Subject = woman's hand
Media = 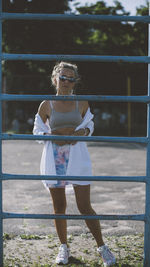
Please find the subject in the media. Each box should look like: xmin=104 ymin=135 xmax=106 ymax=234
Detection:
xmin=51 ymin=127 xmax=76 ymax=146
xmin=51 ymin=127 xmax=89 ymax=146
xmin=71 ymin=128 xmax=86 ymax=145
xmin=47 ymin=127 xmax=89 ymax=146
xmin=73 ymin=129 xmax=85 ymax=136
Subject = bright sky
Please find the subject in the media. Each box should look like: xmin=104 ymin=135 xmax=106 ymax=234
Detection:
xmin=70 ymin=0 xmax=148 ymax=15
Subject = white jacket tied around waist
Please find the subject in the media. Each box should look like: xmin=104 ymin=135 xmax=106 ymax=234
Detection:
xmin=33 ymin=108 xmax=94 ymax=187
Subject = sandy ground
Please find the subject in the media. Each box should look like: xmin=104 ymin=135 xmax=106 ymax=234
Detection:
xmin=2 ymin=141 xmax=146 ymax=236
xmin=2 ymin=140 xmax=146 ymax=265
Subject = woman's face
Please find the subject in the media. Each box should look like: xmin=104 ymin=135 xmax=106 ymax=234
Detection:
xmin=55 ymin=68 xmax=76 ymax=95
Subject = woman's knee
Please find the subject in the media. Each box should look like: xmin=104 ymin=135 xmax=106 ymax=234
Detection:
xmin=50 ymin=188 xmax=67 ymax=214
xmin=77 ymin=203 xmax=94 ymax=214
xmin=74 ymin=185 xmax=93 ymax=214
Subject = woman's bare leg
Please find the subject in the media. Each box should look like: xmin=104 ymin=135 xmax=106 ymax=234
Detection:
xmin=49 ymin=187 xmax=67 ymax=244
xmin=74 ymin=185 xmax=104 ymax=247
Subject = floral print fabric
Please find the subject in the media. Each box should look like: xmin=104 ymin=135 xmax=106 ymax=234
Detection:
xmin=50 ymin=143 xmax=70 ymax=188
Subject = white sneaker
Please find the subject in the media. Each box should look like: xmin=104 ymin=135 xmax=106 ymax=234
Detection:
xmin=97 ymin=244 xmax=116 ymax=267
xmin=55 ymin=244 xmax=70 ymax=265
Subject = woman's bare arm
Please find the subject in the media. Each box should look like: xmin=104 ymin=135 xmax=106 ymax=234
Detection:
xmin=38 ymin=100 xmax=50 ymax=123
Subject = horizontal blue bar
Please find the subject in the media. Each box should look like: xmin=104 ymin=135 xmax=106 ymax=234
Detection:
xmin=2 ymin=212 xmax=145 ymax=221
xmin=1 ymin=173 xmax=147 ymax=182
xmin=2 ymin=53 xmax=150 ymax=63
xmin=1 ymin=134 xmax=148 ymax=143
xmin=1 ymin=94 xmax=149 ymax=103
xmin=1 ymin=13 xmax=150 ymax=23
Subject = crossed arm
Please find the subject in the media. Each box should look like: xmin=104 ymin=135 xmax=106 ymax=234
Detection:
xmin=38 ymin=100 xmax=90 ymax=146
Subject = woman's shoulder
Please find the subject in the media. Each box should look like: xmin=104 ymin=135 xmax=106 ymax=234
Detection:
xmin=38 ymin=100 xmax=51 ymax=121
xmin=79 ymin=100 xmax=88 ymax=108
xmin=38 ymin=100 xmax=50 ymax=112
xmin=79 ymin=101 xmax=89 ymax=117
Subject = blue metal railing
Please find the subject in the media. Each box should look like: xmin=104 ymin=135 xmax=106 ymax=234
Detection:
xmin=2 ymin=53 xmax=150 ymax=62
xmin=1 ymin=94 xmax=150 ymax=102
xmin=0 ymin=1 xmax=2 ymax=266
xmin=0 ymin=4 xmax=150 ymax=266
xmin=1 ymin=12 xmax=150 ymax=23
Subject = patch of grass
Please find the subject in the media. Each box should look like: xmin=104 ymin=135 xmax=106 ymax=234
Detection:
xmin=67 ymin=234 xmax=74 ymax=243
xmin=3 ymin=233 xmax=15 ymax=240
xmin=20 ymin=234 xmax=43 ymax=240
xmin=3 ymin=234 xmax=144 ymax=267
xmin=24 ymin=206 xmax=29 ymax=211
xmin=48 ymin=243 xmax=57 ymax=249
xmin=47 ymin=234 xmax=54 ymax=240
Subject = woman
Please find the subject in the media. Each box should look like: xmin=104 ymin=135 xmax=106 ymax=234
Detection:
xmin=33 ymin=62 xmax=116 ymax=266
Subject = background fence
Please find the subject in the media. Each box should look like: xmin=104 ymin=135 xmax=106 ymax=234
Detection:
xmin=0 ymin=1 xmax=150 ymax=266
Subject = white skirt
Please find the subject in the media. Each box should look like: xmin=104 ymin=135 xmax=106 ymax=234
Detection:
xmin=41 ymin=142 xmax=91 ymax=190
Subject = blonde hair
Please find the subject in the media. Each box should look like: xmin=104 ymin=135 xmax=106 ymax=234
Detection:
xmin=51 ymin=61 xmax=79 ymax=87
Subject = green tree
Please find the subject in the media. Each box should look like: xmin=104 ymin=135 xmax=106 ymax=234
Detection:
xmin=73 ymin=1 xmax=148 ymax=136
xmin=73 ymin=1 xmax=148 ymax=95
xmin=2 ymin=0 xmax=77 ymax=131
xmin=2 ymin=0 xmax=74 ymax=76
xmin=2 ymin=0 xmax=149 ymax=135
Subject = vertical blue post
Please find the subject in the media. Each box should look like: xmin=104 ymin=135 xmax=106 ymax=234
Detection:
xmin=144 ymin=2 xmax=150 ymax=266
xmin=0 ymin=0 xmax=3 ymax=266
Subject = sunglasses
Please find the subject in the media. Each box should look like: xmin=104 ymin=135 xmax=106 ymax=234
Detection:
xmin=59 ymin=75 xmax=76 ymax=83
